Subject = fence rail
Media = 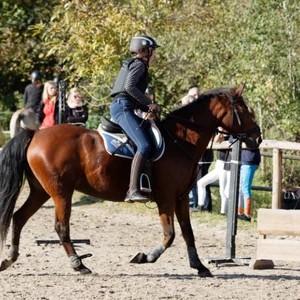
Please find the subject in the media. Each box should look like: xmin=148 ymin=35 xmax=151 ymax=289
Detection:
xmin=211 ymin=140 xmax=300 ymax=209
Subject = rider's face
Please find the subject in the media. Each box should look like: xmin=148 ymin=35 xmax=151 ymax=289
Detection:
xmin=148 ymin=48 xmax=155 ymax=65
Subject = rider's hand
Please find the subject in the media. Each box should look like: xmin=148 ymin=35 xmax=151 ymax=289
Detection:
xmin=148 ymin=103 xmax=158 ymax=112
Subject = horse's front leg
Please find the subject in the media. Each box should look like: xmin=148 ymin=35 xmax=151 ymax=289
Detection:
xmin=130 ymin=199 xmax=175 ymax=264
xmin=54 ymin=196 xmax=92 ymax=274
xmin=175 ymin=195 xmax=213 ymax=277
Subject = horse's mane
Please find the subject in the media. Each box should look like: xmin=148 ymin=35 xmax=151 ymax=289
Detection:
xmin=163 ymin=86 xmax=235 ymax=121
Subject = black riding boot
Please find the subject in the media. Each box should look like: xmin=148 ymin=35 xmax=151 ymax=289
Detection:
xmin=125 ymin=152 xmax=150 ymax=203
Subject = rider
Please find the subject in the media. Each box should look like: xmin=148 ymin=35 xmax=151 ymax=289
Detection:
xmin=110 ymin=35 xmax=160 ymax=202
xmin=24 ymin=70 xmax=43 ymax=114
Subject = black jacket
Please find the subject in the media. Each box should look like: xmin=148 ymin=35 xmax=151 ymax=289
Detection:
xmin=24 ymin=83 xmax=43 ymax=112
xmin=65 ymin=104 xmax=89 ymax=125
xmin=110 ymin=58 xmax=151 ymax=112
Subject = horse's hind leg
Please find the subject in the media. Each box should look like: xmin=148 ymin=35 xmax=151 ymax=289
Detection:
xmin=0 ymin=186 xmax=50 ymax=271
xmin=52 ymin=193 xmax=92 ymax=274
xmin=175 ymin=195 xmax=213 ymax=277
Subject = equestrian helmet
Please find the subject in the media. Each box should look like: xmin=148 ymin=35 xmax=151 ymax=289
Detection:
xmin=130 ymin=35 xmax=160 ymax=54
xmin=53 ymin=76 xmax=62 ymax=84
xmin=31 ymin=70 xmax=42 ymax=81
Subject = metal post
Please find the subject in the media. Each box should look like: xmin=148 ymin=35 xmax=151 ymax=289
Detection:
xmin=225 ymin=139 xmax=241 ymax=258
xmin=58 ymin=80 xmax=66 ymax=124
xmin=205 ymin=138 xmax=250 ymax=266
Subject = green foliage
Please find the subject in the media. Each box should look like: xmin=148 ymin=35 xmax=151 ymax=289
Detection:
xmin=0 ymin=0 xmax=299 ymax=185
xmin=0 ymin=127 xmax=5 ymax=147
xmin=0 ymin=0 xmax=59 ymax=110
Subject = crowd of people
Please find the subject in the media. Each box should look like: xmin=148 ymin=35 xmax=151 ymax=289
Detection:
xmin=24 ymin=71 xmax=89 ymax=129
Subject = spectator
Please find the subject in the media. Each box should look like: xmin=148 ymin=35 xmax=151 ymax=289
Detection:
xmin=37 ymin=81 xmax=59 ymax=129
xmin=237 ymin=108 xmax=261 ymax=222
xmin=65 ymin=87 xmax=89 ymax=126
xmin=181 ymin=94 xmax=195 ymax=106
xmin=196 ymin=148 xmax=214 ymax=212
xmin=197 ymin=130 xmax=231 ymax=215
xmin=53 ymin=76 xmax=63 ymax=90
xmin=188 ymin=87 xmax=201 ymax=100
xmin=24 ymin=70 xmax=43 ymax=117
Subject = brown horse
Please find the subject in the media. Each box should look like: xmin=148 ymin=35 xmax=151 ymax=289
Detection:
xmin=0 ymin=84 xmax=261 ymax=277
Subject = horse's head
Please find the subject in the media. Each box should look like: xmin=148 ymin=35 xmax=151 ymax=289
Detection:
xmin=216 ymin=83 xmax=262 ymax=149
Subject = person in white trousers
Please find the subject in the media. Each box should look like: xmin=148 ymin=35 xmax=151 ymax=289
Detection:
xmin=197 ymin=130 xmax=231 ymax=215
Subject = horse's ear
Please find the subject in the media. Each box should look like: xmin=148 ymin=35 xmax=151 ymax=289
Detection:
xmin=236 ymin=82 xmax=246 ymax=97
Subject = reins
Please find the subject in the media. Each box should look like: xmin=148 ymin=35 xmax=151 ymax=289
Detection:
xmin=157 ymin=106 xmax=218 ymax=201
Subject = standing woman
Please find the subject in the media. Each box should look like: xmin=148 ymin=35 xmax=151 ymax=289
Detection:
xmin=65 ymin=87 xmax=89 ymax=126
xmin=37 ymin=81 xmax=59 ymax=129
xmin=110 ymin=35 xmax=160 ymax=202
xmin=237 ymin=108 xmax=261 ymax=222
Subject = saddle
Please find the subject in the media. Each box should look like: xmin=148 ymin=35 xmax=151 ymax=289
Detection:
xmin=98 ymin=116 xmax=165 ymax=161
xmin=97 ymin=116 xmax=165 ymax=193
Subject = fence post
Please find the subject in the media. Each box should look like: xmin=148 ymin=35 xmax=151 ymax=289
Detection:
xmin=225 ymin=139 xmax=241 ymax=259
xmin=272 ymin=148 xmax=282 ymax=209
xmin=204 ymin=139 xmax=251 ymax=266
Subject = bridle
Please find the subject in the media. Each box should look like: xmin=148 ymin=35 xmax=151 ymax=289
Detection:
xmin=216 ymin=93 xmax=261 ymax=139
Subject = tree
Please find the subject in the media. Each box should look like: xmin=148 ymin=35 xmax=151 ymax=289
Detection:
xmin=1 ymin=0 xmax=299 ymax=143
xmin=0 ymin=0 xmax=59 ymax=111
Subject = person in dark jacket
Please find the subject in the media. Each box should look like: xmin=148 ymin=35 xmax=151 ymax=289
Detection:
xmin=24 ymin=70 xmax=43 ymax=115
xmin=65 ymin=87 xmax=88 ymax=126
xmin=110 ymin=35 xmax=160 ymax=202
xmin=237 ymin=108 xmax=261 ymax=222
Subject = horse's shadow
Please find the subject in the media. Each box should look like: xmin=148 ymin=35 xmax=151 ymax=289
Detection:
xmin=41 ymin=195 xmax=103 ymax=209
xmin=110 ymin=270 xmax=300 ymax=281
xmin=20 ymin=267 xmax=300 ymax=280
xmin=72 ymin=195 xmax=103 ymax=207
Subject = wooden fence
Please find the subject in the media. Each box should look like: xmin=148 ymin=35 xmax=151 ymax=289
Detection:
xmin=211 ymin=140 xmax=300 ymax=209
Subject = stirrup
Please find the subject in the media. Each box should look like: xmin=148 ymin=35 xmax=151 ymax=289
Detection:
xmin=125 ymin=191 xmax=150 ymax=203
xmin=140 ymin=173 xmax=152 ymax=193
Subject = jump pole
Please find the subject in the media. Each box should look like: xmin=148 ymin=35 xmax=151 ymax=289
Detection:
xmin=205 ymin=138 xmax=250 ymax=266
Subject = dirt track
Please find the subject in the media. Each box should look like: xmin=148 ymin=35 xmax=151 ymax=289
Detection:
xmin=1 ymin=192 xmax=300 ymax=300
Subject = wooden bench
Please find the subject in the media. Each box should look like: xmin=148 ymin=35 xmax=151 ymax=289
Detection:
xmin=250 ymin=208 xmax=300 ymax=269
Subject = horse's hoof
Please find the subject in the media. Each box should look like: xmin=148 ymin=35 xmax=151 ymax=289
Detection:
xmin=0 ymin=259 xmax=13 ymax=271
xmin=198 ymin=270 xmax=213 ymax=278
xmin=80 ymin=267 xmax=92 ymax=275
xmin=74 ymin=264 xmax=92 ymax=275
xmin=130 ymin=252 xmax=148 ymax=264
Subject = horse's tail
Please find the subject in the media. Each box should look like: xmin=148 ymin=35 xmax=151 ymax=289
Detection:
xmin=0 ymin=129 xmax=35 ymax=248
